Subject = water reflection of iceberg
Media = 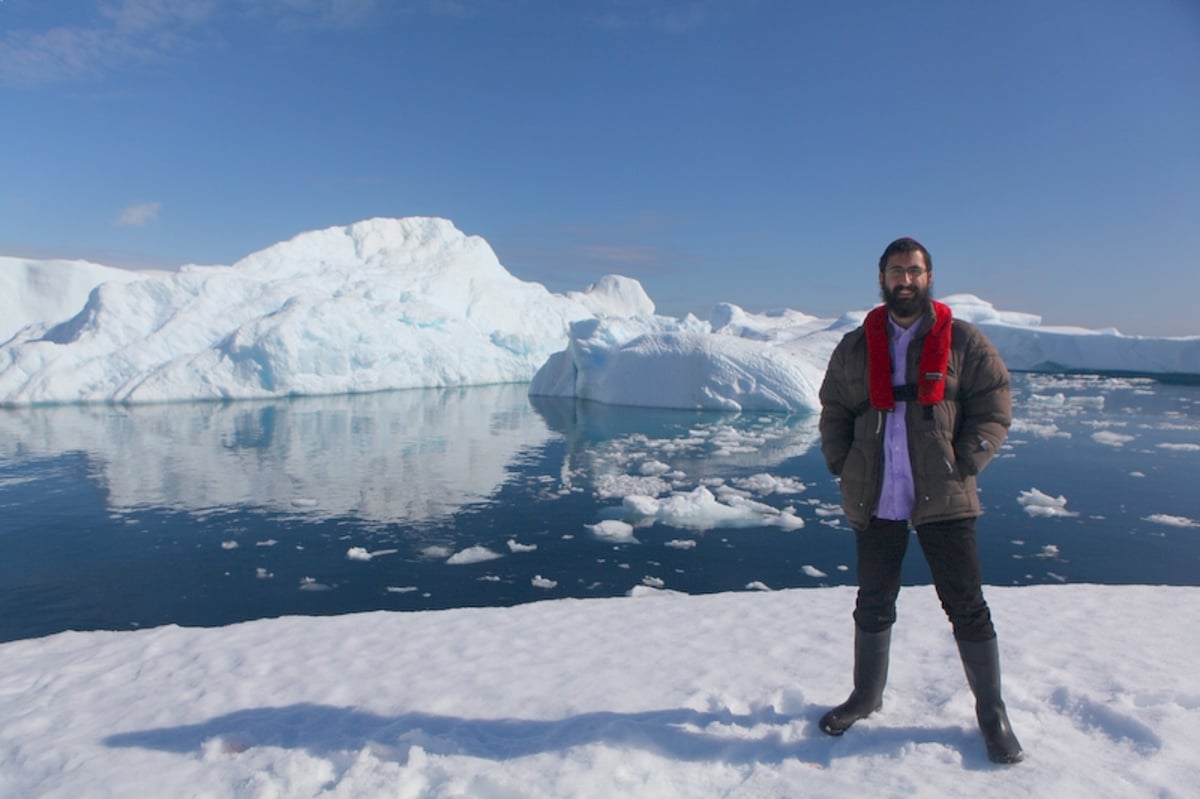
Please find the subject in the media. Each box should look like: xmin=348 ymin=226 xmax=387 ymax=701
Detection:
xmin=0 ymin=384 xmax=553 ymax=525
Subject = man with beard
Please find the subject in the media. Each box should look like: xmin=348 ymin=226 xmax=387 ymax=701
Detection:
xmin=816 ymin=237 xmax=1025 ymax=764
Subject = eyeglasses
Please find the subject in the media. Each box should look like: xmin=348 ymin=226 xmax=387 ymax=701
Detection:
xmin=884 ymin=266 xmax=928 ymax=280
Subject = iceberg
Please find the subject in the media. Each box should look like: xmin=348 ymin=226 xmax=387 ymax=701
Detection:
xmin=1 ymin=216 xmax=1197 ymax=410
xmin=0 ymin=218 xmax=650 ymax=405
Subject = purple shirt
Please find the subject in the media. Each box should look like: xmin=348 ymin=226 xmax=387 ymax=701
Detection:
xmin=875 ymin=316 xmax=918 ymax=521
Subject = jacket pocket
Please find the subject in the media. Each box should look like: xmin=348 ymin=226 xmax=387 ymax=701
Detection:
xmin=839 ymin=444 xmax=875 ymax=512
xmin=916 ymin=433 xmax=966 ymax=486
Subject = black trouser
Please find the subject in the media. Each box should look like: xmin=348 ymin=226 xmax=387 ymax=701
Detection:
xmin=852 ymin=516 xmax=996 ymax=642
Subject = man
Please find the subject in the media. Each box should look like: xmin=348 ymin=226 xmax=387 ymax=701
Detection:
xmin=816 ymin=237 xmax=1024 ymax=764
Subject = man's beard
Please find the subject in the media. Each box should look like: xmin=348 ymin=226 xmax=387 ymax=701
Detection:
xmin=881 ymin=281 xmax=933 ymax=319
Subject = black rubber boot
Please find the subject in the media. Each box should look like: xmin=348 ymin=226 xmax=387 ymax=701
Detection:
xmin=957 ymin=637 xmax=1025 ymax=764
xmin=819 ymin=627 xmax=891 ymax=736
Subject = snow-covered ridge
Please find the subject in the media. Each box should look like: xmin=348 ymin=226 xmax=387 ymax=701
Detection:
xmin=1 ymin=217 xmax=1197 ymax=409
xmin=0 ymin=256 xmax=155 ymax=344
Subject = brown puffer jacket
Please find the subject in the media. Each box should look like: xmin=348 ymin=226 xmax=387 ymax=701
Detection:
xmin=818 ymin=311 xmax=1011 ymax=531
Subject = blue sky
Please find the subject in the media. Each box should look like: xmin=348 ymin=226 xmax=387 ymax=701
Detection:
xmin=2 ymin=0 xmax=1198 ymax=335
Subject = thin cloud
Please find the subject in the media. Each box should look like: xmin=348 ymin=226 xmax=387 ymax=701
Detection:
xmin=99 ymin=0 xmax=219 ymax=33
xmin=0 ymin=1 xmax=218 ymax=87
xmin=0 ymin=0 xmax=488 ymax=86
xmin=115 ymin=202 xmax=161 ymax=227
xmin=1 ymin=25 xmax=111 ymax=86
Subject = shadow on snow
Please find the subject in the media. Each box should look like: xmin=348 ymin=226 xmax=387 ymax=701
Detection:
xmin=103 ymin=701 xmax=999 ymax=769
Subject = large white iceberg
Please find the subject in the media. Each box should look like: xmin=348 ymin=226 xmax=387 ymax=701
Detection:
xmin=528 ymin=310 xmax=835 ymax=412
xmin=0 ymin=218 xmax=651 ymax=405
xmin=1 ymin=216 xmax=1197 ymax=410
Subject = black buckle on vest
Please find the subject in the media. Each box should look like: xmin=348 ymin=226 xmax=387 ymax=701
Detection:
xmin=892 ymin=383 xmax=918 ymax=402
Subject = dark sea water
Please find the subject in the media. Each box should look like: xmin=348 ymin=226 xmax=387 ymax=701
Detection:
xmin=1 ymin=373 xmax=1197 ymax=643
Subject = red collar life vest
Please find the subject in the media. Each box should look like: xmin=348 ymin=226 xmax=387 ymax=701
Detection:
xmin=865 ymin=300 xmax=952 ymax=411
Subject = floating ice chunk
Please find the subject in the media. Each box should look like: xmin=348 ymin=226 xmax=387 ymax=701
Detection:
xmin=1144 ymin=514 xmax=1200 ymax=528
xmin=532 ymin=575 xmax=557 ymax=589
xmin=1018 ymin=488 xmax=1080 ymax=518
xmin=773 ymin=509 xmax=806 ymax=530
xmin=507 ymin=539 xmax=538 ymax=553
xmin=731 ymin=473 xmax=807 ymax=495
xmin=587 ymin=520 xmax=638 ymax=542
xmin=1036 ymin=544 xmax=1061 ymax=559
xmin=621 ymin=485 xmax=799 ymax=531
xmin=446 ymin=546 xmax=503 ymax=565
xmin=595 ymin=474 xmax=673 ymax=499
xmin=346 ymin=547 xmax=398 ymax=561
xmin=1092 ymin=430 xmax=1135 ymax=447
xmin=1010 ymin=419 xmax=1071 ymax=439
xmin=1029 ymin=393 xmax=1105 ymax=409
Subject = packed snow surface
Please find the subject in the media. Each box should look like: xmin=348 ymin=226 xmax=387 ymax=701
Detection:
xmin=2 ymin=216 xmax=1197 ymax=409
xmin=1 ymin=585 xmax=1196 ymax=798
